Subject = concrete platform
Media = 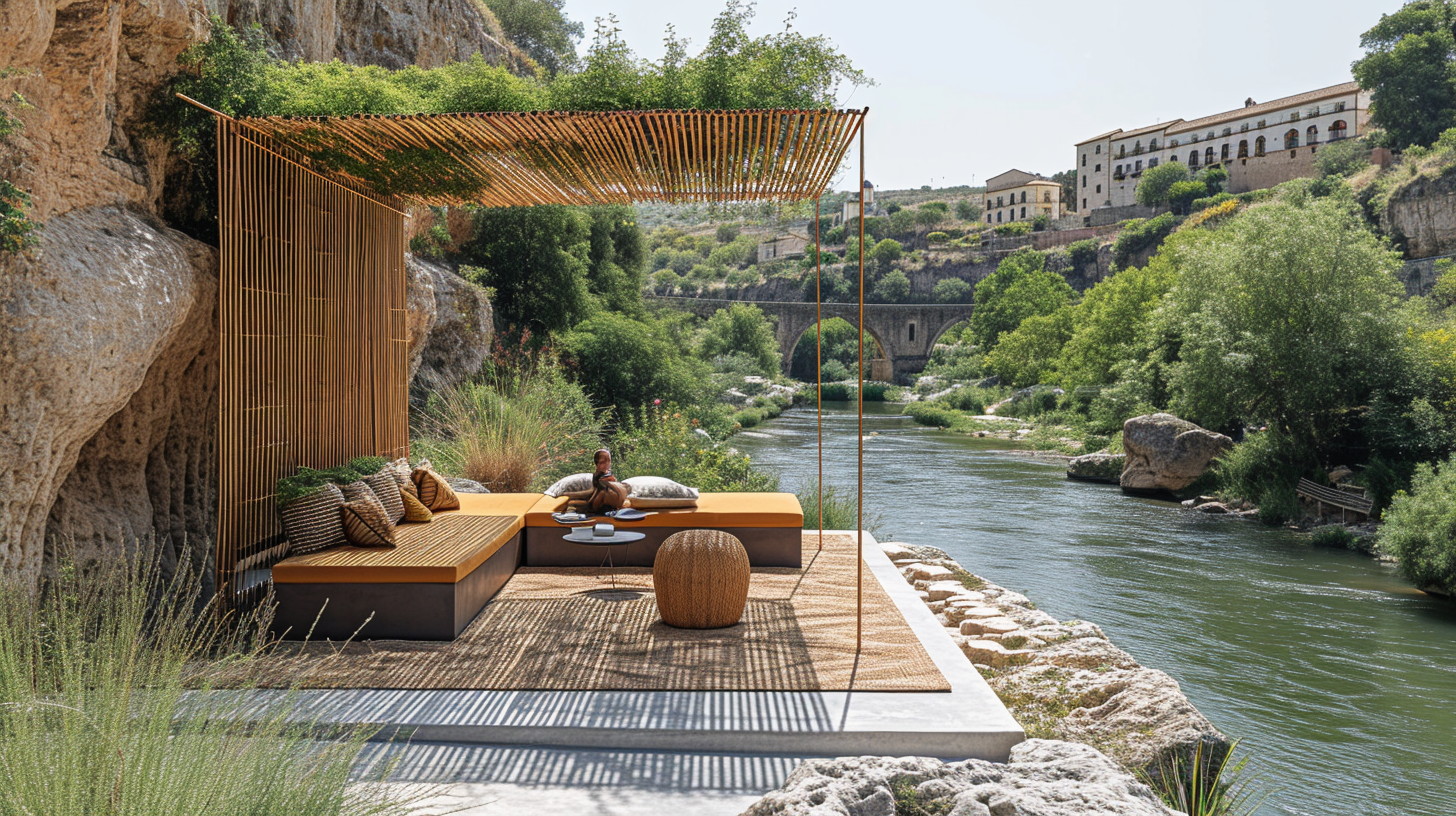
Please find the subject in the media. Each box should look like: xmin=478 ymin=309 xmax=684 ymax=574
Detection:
xmin=356 ymin=743 xmax=810 ymax=816
xmin=269 ymin=531 xmax=1023 ymax=761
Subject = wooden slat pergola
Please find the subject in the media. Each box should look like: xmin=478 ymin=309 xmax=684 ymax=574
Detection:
xmin=198 ymin=99 xmax=872 ymax=647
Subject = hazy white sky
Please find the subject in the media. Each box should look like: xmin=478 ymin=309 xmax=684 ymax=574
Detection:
xmin=565 ymin=0 xmax=1406 ymax=191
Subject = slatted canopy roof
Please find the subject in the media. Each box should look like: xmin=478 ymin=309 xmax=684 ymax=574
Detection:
xmin=232 ymin=108 xmax=868 ymax=207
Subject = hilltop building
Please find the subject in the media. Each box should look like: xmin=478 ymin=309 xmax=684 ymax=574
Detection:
xmin=757 ymin=230 xmax=810 ymax=263
xmin=843 ymin=179 xmax=882 ymax=222
xmin=1075 ymin=82 xmax=1370 ymax=211
xmin=983 ymin=170 xmax=1063 ymax=225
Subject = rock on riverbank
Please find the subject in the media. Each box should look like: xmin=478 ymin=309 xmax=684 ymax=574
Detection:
xmin=891 ymin=541 xmax=1228 ymax=777
xmin=744 ymin=741 xmax=1178 ymax=816
xmin=1067 ymin=452 xmax=1126 ymax=485
xmin=1121 ymin=414 xmax=1232 ymax=494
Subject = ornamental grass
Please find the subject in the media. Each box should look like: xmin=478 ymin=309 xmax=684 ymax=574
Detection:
xmin=0 ymin=543 xmax=419 ymax=816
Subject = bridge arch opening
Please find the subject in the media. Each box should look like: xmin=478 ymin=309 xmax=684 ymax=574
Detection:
xmin=787 ymin=317 xmax=886 ymax=382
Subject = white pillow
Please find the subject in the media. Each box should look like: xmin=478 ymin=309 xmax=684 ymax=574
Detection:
xmin=623 ymin=476 xmax=699 ymax=500
xmin=544 ymin=472 xmax=594 ymax=497
xmin=629 ymin=495 xmax=698 ymax=509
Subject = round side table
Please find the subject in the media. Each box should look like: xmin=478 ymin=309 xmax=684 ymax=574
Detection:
xmin=563 ymin=529 xmax=645 ymax=590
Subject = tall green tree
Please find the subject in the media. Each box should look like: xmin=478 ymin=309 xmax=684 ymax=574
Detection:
xmin=462 ymin=205 xmax=593 ymax=335
xmin=1162 ymin=194 xmax=1408 ymax=449
xmin=969 ymin=249 xmax=1077 ymax=350
xmin=698 ymin=303 xmax=782 ymax=376
xmin=480 ymin=0 xmax=583 ymax=76
xmin=1134 ymin=162 xmax=1191 ymax=208
xmin=1352 ymin=0 xmax=1456 ymax=148
xmin=584 ymin=205 xmax=646 ymax=315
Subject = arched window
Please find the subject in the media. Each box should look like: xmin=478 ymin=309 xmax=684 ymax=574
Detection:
xmin=1150 ymin=138 xmax=1159 ymax=150
xmin=1021 ymin=191 xmax=1028 ymax=203
xmin=1221 ymin=143 xmax=1230 ymax=162
xmin=1284 ymin=129 xmax=1300 ymax=149
xmin=1255 ymin=136 xmax=1266 ymax=157
xmin=1150 ymin=157 xmax=1159 ymax=169
xmin=1204 ymin=146 xmax=1215 ymax=165
xmin=908 ymin=323 xmax=916 ymax=342
xmin=1238 ymin=140 xmax=1249 ymax=159
xmin=1020 ymin=206 xmax=1026 ymax=219
xmin=1330 ymin=120 xmax=1348 ymax=140
xmin=1082 ymin=175 xmax=1087 ymax=188
xmin=1307 ymin=124 xmax=1319 ymax=144
xmin=997 ymin=211 xmax=1003 ymax=223
xmin=1043 ymin=190 xmax=1052 ymax=202
xmin=1082 ymin=154 xmax=1087 ymax=167
xmin=1189 ymin=150 xmax=1200 ymax=167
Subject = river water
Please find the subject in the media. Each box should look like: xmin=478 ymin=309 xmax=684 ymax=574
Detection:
xmin=732 ymin=403 xmax=1456 ymax=816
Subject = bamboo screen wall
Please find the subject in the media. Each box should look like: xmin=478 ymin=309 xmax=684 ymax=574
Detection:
xmin=217 ymin=120 xmax=409 ymax=607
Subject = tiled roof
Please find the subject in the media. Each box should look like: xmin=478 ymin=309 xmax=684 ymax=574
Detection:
xmin=1166 ymin=82 xmax=1359 ymax=135
xmin=1075 ymin=128 xmax=1123 ymax=146
xmin=1112 ymin=121 xmax=1177 ymax=141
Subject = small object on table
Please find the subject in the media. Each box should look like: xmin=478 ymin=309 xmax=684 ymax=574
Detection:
xmin=653 ymin=529 xmax=750 ymax=629
xmin=562 ymin=528 xmax=646 ymax=590
xmin=593 ymin=522 xmax=615 ymax=537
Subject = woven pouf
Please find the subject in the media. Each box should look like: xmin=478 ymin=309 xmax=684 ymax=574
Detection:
xmin=653 ymin=529 xmax=751 ymax=629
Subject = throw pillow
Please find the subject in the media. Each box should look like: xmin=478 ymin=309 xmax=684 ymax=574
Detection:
xmin=411 ymin=465 xmax=460 ymax=511
xmin=400 ymin=488 xmax=434 ymax=522
xmin=622 ymin=476 xmax=699 ymax=509
xmin=385 ymin=457 xmax=414 ymax=494
xmin=279 ymin=483 xmax=347 ymax=556
xmin=341 ymin=499 xmax=397 ymax=547
xmin=544 ymin=472 xmax=594 ymax=498
xmin=364 ymin=471 xmax=406 ymax=525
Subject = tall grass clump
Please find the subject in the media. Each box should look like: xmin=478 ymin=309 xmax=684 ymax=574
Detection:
xmin=414 ymin=363 xmax=604 ymax=492
xmin=1141 ymin=739 xmax=1265 ymax=816
xmin=795 ymin=483 xmax=884 ymax=537
xmin=0 ymin=544 xmax=409 ymax=816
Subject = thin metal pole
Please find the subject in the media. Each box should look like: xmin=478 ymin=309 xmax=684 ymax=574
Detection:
xmin=856 ymin=111 xmax=867 ymax=654
xmin=815 ymin=201 xmax=823 ymax=551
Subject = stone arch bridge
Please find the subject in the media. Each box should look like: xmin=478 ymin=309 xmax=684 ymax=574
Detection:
xmin=647 ymin=296 xmax=975 ymax=383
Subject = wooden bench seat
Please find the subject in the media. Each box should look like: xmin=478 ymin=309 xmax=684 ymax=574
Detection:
xmin=271 ymin=512 xmax=523 ymax=641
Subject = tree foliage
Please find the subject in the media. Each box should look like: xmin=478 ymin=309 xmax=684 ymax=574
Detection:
xmin=1162 ymin=195 xmax=1408 ymax=447
xmin=789 ymin=317 xmax=879 ymax=381
xmin=872 ymin=269 xmax=912 ymax=303
xmin=462 ymin=205 xmax=593 ymax=335
xmin=0 ymin=71 xmax=36 ymax=253
xmin=480 ymin=0 xmax=583 ymax=76
xmin=933 ymin=277 xmax=972 ymax=304
xmin=1135 ymin=162 xmax=1191 ymax=207
xmin=698 ymin=303 xmax=781 ymax=376
xmin=985 ymin=305 xmax=1075 ymax=388
xmin=1352 ymin=0 xmax=1456 ymax=148
xmin=969 ymin=249 xmax=1077 ymax=350
xmin=1378 ymin=454 xmax=1456 ymax=594
xmin=563 ymin=312 xmax=709 ymax=414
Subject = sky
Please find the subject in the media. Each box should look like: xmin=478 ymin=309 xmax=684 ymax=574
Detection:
xmin=564 ymin=0 xmax=1408 ymax=192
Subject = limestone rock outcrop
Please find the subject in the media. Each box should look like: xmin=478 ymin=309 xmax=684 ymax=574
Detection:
xmin=1120 ymin=414 xmax=1231 ymax=494
xmin=0 ymin=207 xmax=216 ymax=585
xmin=409 ymin=257 xmax=493 ymax=391
xmin=0 ymin=0 xmax=501 ymax=588
xmin=744 ymin=742 xmax=1178 ymax=816
xmin=1382 ymin=170 xmax=1456 ymax=260
xmin=1067 ymin=452 xmax=1125 ymax=485
xmin=223 ymin=0 xmax=529 ymax=71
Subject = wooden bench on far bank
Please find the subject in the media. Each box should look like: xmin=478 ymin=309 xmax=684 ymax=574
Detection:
xmin=269 ymin=492 xmax=804 ymax=641
xmin=1295 ymin=478 xmax=1374 ymax=523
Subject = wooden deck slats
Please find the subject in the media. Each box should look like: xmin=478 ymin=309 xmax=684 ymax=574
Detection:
xmin=232 ymin=109 xmax=868 ymax=208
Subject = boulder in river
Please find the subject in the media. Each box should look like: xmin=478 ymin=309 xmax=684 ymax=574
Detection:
xmin=1121 ymin=414 xmax=1232 ymax=495
xmin=1067 ymin=452 xmax=1126 ymax=485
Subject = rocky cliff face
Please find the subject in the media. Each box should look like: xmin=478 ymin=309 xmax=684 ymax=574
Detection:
xmin=222 ymin=0 xmax=530 ymax=71
xmin=1383 ymin=170 xmax=1456 ymax=260
xmin=0 ymin=0 xmax=499 ymax=587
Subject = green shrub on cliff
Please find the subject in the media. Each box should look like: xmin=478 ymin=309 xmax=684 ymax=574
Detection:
xmin=1378 ymin=454 xmax=1456 ymax=595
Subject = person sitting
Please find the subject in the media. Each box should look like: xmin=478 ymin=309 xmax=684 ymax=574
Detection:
xmin=583 ymin=448 xmax=629 ymax=514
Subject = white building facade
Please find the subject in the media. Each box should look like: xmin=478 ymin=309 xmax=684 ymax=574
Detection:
xmin=1074 ymin=82 xmax=1371 ymax=211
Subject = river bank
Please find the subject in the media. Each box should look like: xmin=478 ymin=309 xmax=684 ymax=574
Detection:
xmin=734 ymin=404 xmax=1456 ymax=816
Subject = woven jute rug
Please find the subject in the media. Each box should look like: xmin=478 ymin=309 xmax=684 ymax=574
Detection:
xmin=250 ymin=533 xmax=950 ymax=692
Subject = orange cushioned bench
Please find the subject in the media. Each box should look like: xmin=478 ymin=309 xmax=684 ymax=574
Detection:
xmin=522 ymin=492 xmax=804 ymax=568
xmin=270 ymin=491 xmax=804 ymax=641
xmin=270 ymin=493 xmax=541 ymax=641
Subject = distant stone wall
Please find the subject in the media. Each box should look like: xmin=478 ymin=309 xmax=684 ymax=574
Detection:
xmin=1401 ymin=254 xmax=1454 ymax=297
xmin=1084 ymin=204 xmax=1160 ymax=227
xmin=1383 ymin=170 xmax=1456 ymax=260
xmin=1228 ymin=147 xmax=1320 ymax=194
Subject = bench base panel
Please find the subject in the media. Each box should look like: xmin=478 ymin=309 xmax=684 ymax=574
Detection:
xmin=523 ymin=526 xmax=801 ymax=569
xmin=272 ymin=532 xmax=521 ymax=641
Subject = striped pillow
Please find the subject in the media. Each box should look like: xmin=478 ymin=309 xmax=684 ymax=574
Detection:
xmin=341 ymin=499 xmax=397 ymax=548
xmin=279 ymin=483 xmax=347 ymax=556
xmin=340 ymin=481 xmax=378 ymax=506
xmin=364 ymin=471 xmax=406 ymax=525
xmin=400 ymin=488 xmax=434 ymax=523
xmin=385 ymin=457 xmax=414 ymax=495
xmin=411 ymin=465 xmax=460 ymax=511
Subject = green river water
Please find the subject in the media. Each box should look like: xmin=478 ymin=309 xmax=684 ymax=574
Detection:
xmin=732 ymin=403 xmax=1456 ymax=816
